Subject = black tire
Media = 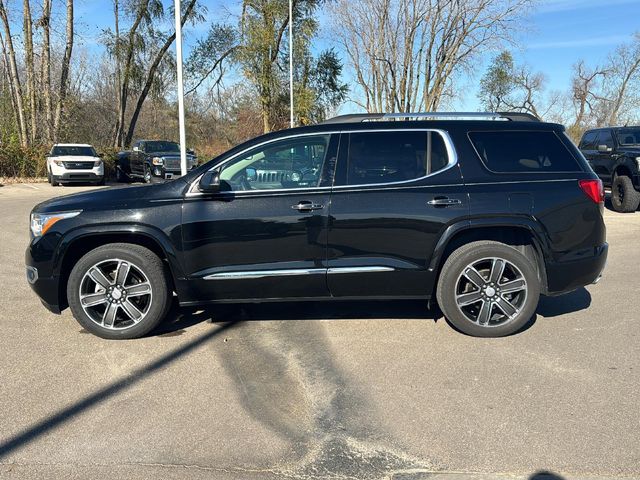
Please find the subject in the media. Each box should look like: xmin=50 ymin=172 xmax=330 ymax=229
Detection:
xmin=611 ymin=175 xmax=640 ymax=213
xmin=115 ymin=166 xmax=129 ymax=183
xmin=67 ymin=243 xmax=171 ymax=340
xmin=143 ymin=164 xmax=152 ymax=184
xmin=96 ymin=177 xmax=106 ymax=186
xmin=436 ymin=240 xmax=540 ymax=337
xmin=50 ymin=172 xmax=59 ymax=186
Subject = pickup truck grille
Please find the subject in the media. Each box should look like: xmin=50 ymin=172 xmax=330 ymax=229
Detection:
xmin=162 ymin=156 xmax=181 ymax=170
xmin=256 ymin=170 xmax=293 ymax=182
xmin=63 ymin=161 xmax=94 ymax=170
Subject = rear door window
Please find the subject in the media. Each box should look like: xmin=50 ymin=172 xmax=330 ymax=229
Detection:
xmin=343 ymin=130 xmax=449 ymax=186
xmin=598 ymin=129 xmax=614 ymax=149
xmin=579 ymin=131 xmax=598 ymax=150
xmin=468 ymin=131 xmax=582 ymax=173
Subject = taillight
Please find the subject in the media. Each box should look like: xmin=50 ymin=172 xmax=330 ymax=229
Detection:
xmin=579 ymin=179 xmax=604 ymax=204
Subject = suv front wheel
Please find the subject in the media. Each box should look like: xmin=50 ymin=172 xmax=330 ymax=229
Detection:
xmin=67 ymin=243 xmax=171 ymax=339
xmin=437 ymin=241 xmax=540 ymax=337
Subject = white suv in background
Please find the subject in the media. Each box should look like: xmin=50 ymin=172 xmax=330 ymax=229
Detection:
xmin=47 ymin=144 xmax=105 ymax=186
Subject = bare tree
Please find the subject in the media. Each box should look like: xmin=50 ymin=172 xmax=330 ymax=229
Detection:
xmin=23 ymin=0 xmax=36 ymax=143
xmin=604 ymin=33 xmax=640 ymax=125
xmin=570 ymin=60 xmax=607 ymax=133
xmin=52 ymin=0 xmax=74 ymax=142
xmin=331 ymin=0 xmax=533 ymax=113
xmin=0 ymin=0 xmax=28 ymax=146
xmin=39 ymin=0 xmax=53 ymax=141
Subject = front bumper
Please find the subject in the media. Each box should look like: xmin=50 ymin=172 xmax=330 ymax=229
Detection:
xmin=25 ymin=245 xmax=64 ymax=314
xmin=545 ymin=243 xmax=608 ymax=295
xmin=51 ymin=163 xmax=104 ymax=183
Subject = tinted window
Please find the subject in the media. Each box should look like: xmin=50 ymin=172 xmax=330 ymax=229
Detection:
xmin=598 ymin=129 xmax=614 ymax=148
xmin=615 ymin=128 xmax=640 ymax=145
xmin=51 ymin=146 xmax=96 ymax=157
xmin=469 ymin=131 xmax=581 ymax=173
xmin=579 ymin=131 xmax=598 ymax=149
xmin=346 ymin=131 xmax=449 ymax=186
xmin=219 ymin=135 xmax=331 ymax=191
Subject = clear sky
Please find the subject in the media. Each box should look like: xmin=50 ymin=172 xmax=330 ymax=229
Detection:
xmin=73 ymin=0 xmax=640 ymax=112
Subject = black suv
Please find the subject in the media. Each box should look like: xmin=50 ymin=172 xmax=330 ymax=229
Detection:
xmin=26 ymin=112 xmax=607 ymax=339
xmin=579 ymin=126 xmax=640 ymax=212
xmin=117 ymin=140 xmax=197 ymax=183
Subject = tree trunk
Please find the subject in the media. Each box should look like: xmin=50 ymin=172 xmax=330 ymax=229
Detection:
xmin=40 ymin=0 xmax=52 ymax=142
xmin=113 ymin=0 xmax=150 ymax=148
xmin=123 ymin=0 xmax=197 ymax=147
xmin=0 ymin=0 xmax=28 ymax=147
xmin=23 ymin=0 xmax=36 ymax=143
xmin=53 ymin=0 xmax=73 ymax=142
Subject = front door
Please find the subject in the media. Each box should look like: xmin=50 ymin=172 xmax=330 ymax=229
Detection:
xmin=326 ymin=129 xmax=467 ymax=298
xmin=181 ymin=133 xmax=339 ymax=301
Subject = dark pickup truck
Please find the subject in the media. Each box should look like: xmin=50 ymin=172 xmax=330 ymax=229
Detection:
xmin=579 ymin=126 xmax=640 ymax=212
xmin=117 ymin=140 xmax=197 ymax=183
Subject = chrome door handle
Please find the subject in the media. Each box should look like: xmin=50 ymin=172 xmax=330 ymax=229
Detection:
xmin=427 ymin=198 xmax=462 ymax=206
xmin=292 ymin=201 xmax=324 ymax=212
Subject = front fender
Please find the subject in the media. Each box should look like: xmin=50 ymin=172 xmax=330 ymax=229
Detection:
xmin=53 ymin=223 xmax=186 ymax=281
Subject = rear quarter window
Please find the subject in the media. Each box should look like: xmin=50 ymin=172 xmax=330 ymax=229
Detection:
xmin=468 ymin=131 xmax=583 ymax=173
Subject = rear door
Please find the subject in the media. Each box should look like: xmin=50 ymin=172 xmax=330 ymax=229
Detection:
xmin=326 ymin=129 xmax=467 ymax=298
xmin=592 ymin=129 xmax=615 ymax=185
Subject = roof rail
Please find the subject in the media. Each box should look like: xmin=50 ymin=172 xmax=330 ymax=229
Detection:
xmin=320 ymin=111 xmax=540 ymax=124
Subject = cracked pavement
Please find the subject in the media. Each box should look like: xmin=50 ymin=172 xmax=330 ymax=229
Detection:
xmin=0 ymin=182 xmax=639 ymax=479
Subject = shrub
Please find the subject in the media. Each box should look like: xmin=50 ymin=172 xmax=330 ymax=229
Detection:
xmin=0 ymin=145 xmax=48 ymax=179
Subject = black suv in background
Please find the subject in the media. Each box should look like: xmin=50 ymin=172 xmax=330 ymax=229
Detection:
xmin=117 ymin=140 xmax=198 ymax=183
xmin=26 ymin=112 xmax=607 ymax=339
xmin=579 ymin=126 xmax=640 ymax=212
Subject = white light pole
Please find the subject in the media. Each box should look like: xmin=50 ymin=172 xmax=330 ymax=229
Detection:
xmin=174 ymin=0 xmax=187 ymax=177
xmin=289 ymin=0 xmax=294 ymax=128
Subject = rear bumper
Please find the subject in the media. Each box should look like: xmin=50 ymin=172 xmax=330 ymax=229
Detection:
xmin=545 ymin=243 xmax=608 ymax=295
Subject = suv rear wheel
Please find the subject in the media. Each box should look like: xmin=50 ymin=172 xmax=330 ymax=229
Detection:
xmin=611 ymin=174 xmax=640 ymax=213
xmin=437 ymin=241 xmax=540 ymax=337
xmin=67 ymin=243 xmax=171 ymax=339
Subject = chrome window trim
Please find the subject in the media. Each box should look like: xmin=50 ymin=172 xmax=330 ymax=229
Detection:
xmin=203 ymin=266 xmax=395 ymax=280
xmin=186 ymin=128 xmax=458 ymax=198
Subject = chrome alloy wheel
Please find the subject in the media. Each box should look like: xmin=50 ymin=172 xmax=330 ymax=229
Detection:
xmin=78 ymin=259 xmax=153 ymax=330
xmin=454 ymin=257 xmax=528 ymax=327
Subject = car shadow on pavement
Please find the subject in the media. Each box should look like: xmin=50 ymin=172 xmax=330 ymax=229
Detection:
xmin=529 ymin=471 xmax=565 ymax=479
xmin=149 ymin=299 xmax=441 ymax=338
xmin=536 ymin=287 xmax=591 ymax=318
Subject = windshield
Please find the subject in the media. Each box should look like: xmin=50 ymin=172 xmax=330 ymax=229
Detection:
xmin=145 ymin=141 xmax=180 ymax=153
xmin=616 ymin=128 xmax=640 ymax=146
xmin=51 ymin=146 xmax=96 ymax=157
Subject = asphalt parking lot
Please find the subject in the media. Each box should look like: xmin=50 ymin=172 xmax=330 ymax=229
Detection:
xmin=0 ymin=182 xmax=639 ymax=480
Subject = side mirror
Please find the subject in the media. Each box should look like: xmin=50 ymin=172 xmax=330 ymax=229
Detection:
xmin=597 ymin=144 xmax=612 ymax=152
xmin=133 ymin=146 xmax=140 ymax=152
xmin=198 ymin=170 xmax=221 ymax=193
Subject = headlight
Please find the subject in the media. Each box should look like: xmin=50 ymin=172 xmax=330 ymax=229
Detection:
xmin=152 ymin=157 xmax=164 ymax=165
xmin=94 ymin=159 xmax=103 ymax=167
xmin=30 ymin=211 xmax=81 ymax=237
xmin=635 ymin=157 xmax=640 ymax=170
xmin=53 ymin=159 xmax=63 ymax=166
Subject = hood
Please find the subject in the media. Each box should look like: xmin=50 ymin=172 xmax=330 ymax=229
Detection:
xmin=32 ymin=181 xmax=185 ymax=214
xmin=51 ymin=155 xmax=99 ymax=161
